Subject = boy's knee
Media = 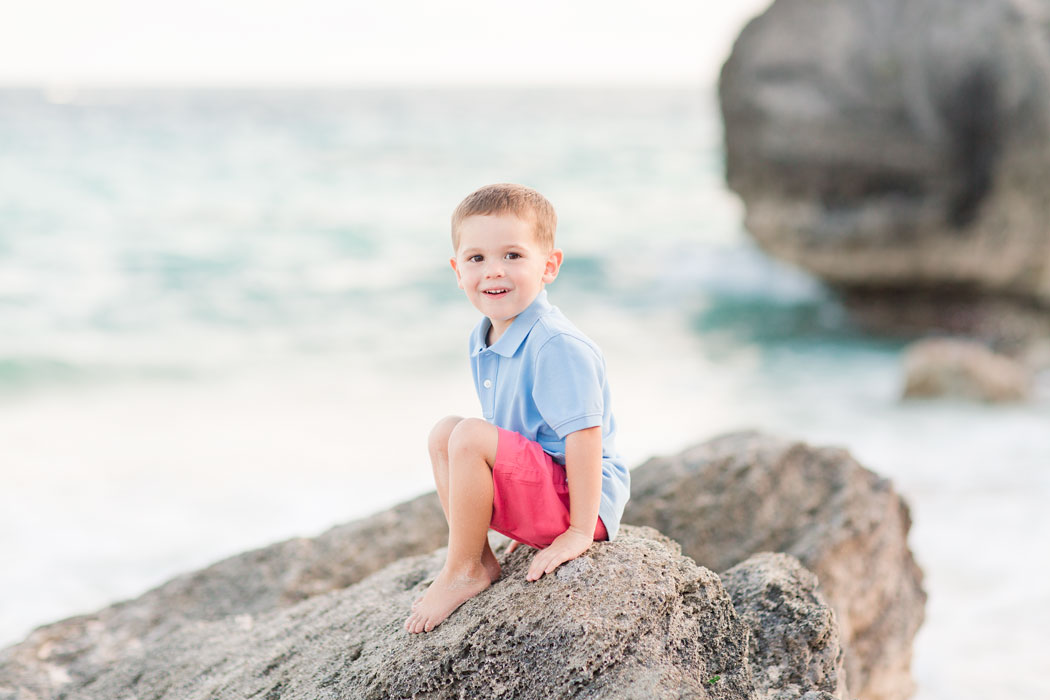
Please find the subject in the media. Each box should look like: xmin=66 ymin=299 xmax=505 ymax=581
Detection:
xmin=429 ymin=415 xmax=464 ymax=454
xmin=447 ymin=417 xmax=496 ymax=459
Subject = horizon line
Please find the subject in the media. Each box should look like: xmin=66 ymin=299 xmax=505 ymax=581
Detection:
xmin=0 ymin=78 xmax=721 ymax=92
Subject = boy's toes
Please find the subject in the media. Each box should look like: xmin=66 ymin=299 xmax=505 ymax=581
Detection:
xmin=405 ymin=610 xmax=432 ymax=635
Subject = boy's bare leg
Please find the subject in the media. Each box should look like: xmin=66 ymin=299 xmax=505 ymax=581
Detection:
xmin=405 ymin=418 xmax=499 ymax=633
xmin=424 ymin=416 xmax=501 ymax=588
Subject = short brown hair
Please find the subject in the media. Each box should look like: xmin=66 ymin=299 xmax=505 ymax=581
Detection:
xmin=451 ymin=183 xmax=557 ymax=251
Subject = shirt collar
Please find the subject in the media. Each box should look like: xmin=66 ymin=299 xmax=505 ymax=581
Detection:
xmin=471 ymin=289 xmax=553 ymax=358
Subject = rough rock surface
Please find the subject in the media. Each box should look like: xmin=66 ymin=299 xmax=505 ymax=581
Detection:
xmin=0 ymin=431 xmax=922 ymax=699
xmin=0 ymin=492 xmax=450 ymax=699
xmin=902 ymin=336 xmax=1032 ymax=401
xmin=723 ymin=553 xmax=847 ymax=700
xmin=2 ymin=527 xmax=791 ymax=700
xmin=719 ymin=0 xmax=1050 ymax=343
xmin=623 ymin=431 xmax=925 ymax=700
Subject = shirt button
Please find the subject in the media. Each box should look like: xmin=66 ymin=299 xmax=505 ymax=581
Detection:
xmin=483 ymin=379 xmax=492 ymax=389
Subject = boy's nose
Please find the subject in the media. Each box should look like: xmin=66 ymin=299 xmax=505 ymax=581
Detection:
xmin=484 ymin=262 xmax=505 ymax=277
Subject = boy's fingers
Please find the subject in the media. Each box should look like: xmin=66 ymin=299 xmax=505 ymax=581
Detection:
xmin=527 ymin=539 xmax=585 ymax=580
xmin=528 ymin=550 xmax=563 ymax=580
xmin=527 ymin=551 xmax=553 ymax=580
xmin=545 ymin=550 xmax=570 ymax=573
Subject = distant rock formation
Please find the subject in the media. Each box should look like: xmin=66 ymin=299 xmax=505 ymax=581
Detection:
xmin=719 ymin=0 xmax=1050 ymax=346
xmin=0 ymin=432 xmax=924 ymax=699
xmin=902 ymin=336 xmax=1031 ymax=400
xmin=624 ymin=431 xmax=925 ymax=700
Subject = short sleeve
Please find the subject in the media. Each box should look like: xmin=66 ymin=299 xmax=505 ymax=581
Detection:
xmin=532 ymin=334 xmax=605 ymax=438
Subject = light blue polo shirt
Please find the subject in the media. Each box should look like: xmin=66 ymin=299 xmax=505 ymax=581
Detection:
xmin=468 ymin=289 xmax=630 ymax=539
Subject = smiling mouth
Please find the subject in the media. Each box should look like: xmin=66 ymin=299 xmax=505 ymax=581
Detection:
xmin=483 ymin=289 xmax=509 ymax=296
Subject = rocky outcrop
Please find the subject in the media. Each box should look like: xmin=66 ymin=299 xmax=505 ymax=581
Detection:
xmin=0 ymin=527 xmax=853 ymax=700
xmin=719 ymin=0 xmax=1050 ymax=344
xmin=0 ymin=431 xmax=923 ymax=699
xmin=624 ymin=431 xmax=925 ymax=700
xmin=0 ymin=492 xmax=450 ymax=699
xmin=902 ymin=336 xmax=1032 ymax=401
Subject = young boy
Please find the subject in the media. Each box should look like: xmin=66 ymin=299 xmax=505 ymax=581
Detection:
xmin=404 ymin=183 xmax=630 ymax=634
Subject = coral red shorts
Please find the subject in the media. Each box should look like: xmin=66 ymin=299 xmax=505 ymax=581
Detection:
xmin=489 ymin=426 xmax=608 ymax=550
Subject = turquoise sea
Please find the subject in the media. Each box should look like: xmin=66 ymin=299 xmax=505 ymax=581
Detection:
xmin=1 ymin=87 xmax=1047 ymax=699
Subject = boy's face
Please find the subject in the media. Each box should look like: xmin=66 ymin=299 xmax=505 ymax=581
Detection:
xmin=450 ymin=213 xmax=563 ymax=334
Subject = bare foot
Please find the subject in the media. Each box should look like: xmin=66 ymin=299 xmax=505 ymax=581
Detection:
xmin=404 ymin=563 xmax=490 ymax=633
xmin=412 ymin=545 xmax=500 ymax=611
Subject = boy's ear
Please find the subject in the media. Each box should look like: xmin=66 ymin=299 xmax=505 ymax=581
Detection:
xmin=450 ymin=256 xmax=464 ymax=288
xmin=542 ymin=248 xmax=564 ymax=284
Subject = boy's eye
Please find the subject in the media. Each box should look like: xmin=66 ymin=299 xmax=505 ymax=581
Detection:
xmin=505 ymin=252 xmax=520 ymax=260
xmin=468 ymin=254 xmax=483 ymax=262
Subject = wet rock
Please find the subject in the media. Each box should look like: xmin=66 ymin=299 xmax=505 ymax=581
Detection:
xmin=902 ymin=336 xmax=1031 ymax=401
xmin=623 ymin=431 xmax=925 ymax=700
xmin=719 ymin=0 xmax=1050 ymax=341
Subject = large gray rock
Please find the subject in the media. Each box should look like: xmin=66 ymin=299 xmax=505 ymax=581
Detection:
xmin=719 ymin=0 xmax=1050 ymax=343
xmin=1 ymin=431 xmax=921 ymax=699
xmin=623 ymin=431 xmax=925 ymax=700
xmin=2 ymin=527 xmax=843 ymax=700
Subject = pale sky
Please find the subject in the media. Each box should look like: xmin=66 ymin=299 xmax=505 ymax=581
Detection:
xmin=2 ymin=0 xmax=771 ymax=87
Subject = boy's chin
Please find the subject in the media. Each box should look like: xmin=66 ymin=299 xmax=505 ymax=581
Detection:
xmin=469 ymin=300 xmax=518 ymax=321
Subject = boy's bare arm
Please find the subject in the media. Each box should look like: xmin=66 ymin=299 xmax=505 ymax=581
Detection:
xmin=525 ymin=425 xmax=603 ymax=581
xmin=564 ymin=425 xmax=603 ymax=536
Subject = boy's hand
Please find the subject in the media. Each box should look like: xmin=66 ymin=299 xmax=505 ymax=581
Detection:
xmin=526 ymin=527 xmax=593 ymax=581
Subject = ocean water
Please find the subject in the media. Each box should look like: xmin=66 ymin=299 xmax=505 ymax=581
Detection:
xmin=1 ymin=87 xmax=1047 ymax=699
